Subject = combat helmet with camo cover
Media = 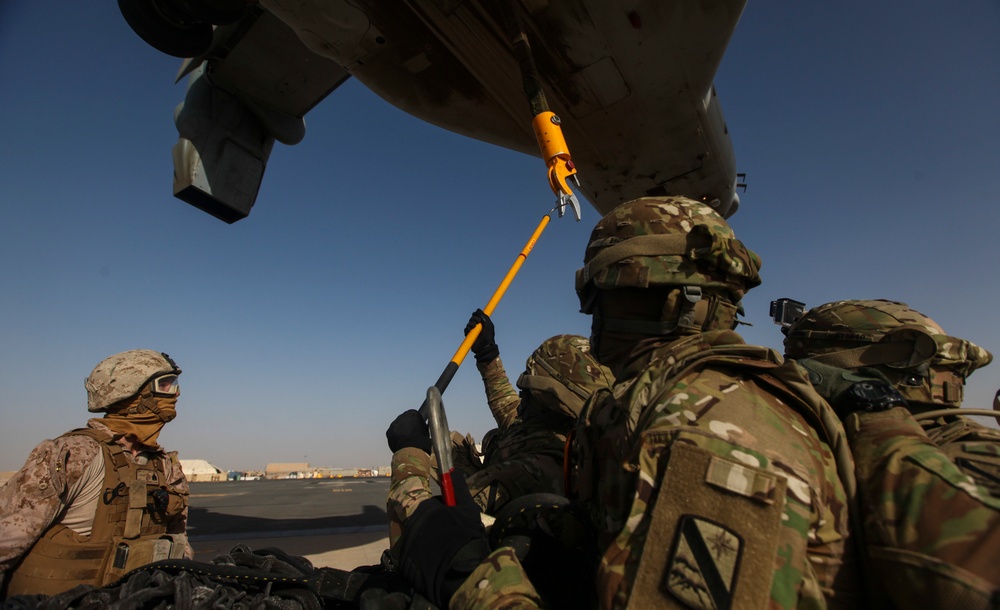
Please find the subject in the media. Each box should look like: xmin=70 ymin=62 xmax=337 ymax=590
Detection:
xmin=516 ymin=334 xmax=615 ymax=420
xmin=783 ymin=299 xmax=992 ymax=410
xmin=86 ymin=349 xmax=182 ymax=412
xmin=576 ymin=196 xmax=762 ymax=339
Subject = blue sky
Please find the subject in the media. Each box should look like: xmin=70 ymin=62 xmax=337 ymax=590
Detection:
xmin=1 ymin=1 xmax=998 ymax=473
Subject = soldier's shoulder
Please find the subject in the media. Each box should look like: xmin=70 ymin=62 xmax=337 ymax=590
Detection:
xmin=927 ymin=416 xmax=1000 ymax=444
xmin=450 ymin=547 xmax=541 ymax=609
xmin=6 ymin=433 xmax=100 ymax=500
xmin=53 ymin=429 xmax=106 ymax=455
xmin=22 ymin=427 xmax=100 ymax=456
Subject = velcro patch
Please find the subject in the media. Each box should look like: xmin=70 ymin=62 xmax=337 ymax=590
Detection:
xmin=705 ymin=456 xmax=779 ymax=504
xmin=624 ymin=442 xmax=784 ymax=610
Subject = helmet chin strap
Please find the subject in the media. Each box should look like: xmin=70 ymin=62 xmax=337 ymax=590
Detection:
xmin=101 ymin=390 xmax=177 ymax=449
xmin=117 ymin=391 xmax=176 ymax=423
xmin=595 ymin=287 xmax=738 ymax=337
xmin=590 ymin=288 xmax=742 ymax=371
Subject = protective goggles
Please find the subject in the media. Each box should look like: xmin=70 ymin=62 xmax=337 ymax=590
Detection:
xmin=151 ymin=374 xmax=180 ymax=396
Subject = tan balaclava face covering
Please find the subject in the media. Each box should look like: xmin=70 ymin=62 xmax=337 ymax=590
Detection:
xmin=99 ymin=384 xmax=178 ymax=449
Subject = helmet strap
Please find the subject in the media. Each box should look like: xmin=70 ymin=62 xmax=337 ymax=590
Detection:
xmin=676 ymin=286 xmax=703 ymax=329
xmin=595 ymin=287 xmax=741 ymax=336
xmin=598 ymin=315 xmax=680 ymax=336
xmin=137 ymin=387 xmax=158 ymax=415
xmin=944 ymin=377 xmax=964 ymax=404
xmin=701 ymin=295 xmax=740 ymax=331
xmin=124 ymin=384 xmax=177 ymax=424
xmin=102 ymin=394 xmax=176 ymax=449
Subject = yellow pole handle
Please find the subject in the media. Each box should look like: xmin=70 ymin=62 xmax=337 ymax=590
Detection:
xmin=419 ymin=212 xmax=553 ymax=505
xmin=449 ymin=213 xmax=552 ymax=365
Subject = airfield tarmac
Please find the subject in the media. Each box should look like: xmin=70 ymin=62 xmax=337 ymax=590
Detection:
xmin=187 ymin=478 xmax=391 ymax=571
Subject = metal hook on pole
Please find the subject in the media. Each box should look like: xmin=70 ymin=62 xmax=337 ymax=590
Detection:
xmin=499 ymin=0 xmax=582 ymax=221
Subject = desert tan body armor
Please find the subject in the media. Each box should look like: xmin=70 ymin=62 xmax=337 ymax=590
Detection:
xmin=6 ymin=429 xmax=188 ymax=596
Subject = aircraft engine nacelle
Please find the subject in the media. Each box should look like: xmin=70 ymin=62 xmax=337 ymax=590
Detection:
xmin=118 ymin=0 xmax=247 ymax=58
xmin=172 ymin=66 xmax=275 ymax=224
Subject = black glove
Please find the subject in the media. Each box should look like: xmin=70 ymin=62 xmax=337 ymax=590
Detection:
xmin=386 ymin=409 xmax=432 ymax=454
xmin=464 ymin=309 xmax=499 ymax=364
xmin=796 ymin=358 xmax=907 ymax=418
xmin=397 ymin=471 xmax=491 ymax=607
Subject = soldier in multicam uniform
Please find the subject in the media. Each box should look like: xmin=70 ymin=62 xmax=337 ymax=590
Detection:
xmin=783 ymin=299 xmax=1000 ymax=608
xmin=457 ymin=309 xmax=615 ymax=514
xmin=385 ymin=197 xmax=866 ymax=610
xmin=0 ymin=350 xmax=191 ymax=597
xmin=386 ymin=319 xmax=615 ymax=607
xmin=565 ymin=196 xmax=866 ymax=610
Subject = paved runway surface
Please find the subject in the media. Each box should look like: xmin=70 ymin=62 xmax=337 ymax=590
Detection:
xmin=187 ymin=478 xmax=392 ymax=571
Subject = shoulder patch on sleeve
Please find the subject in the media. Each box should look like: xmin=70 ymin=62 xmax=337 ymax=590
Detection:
xmin=666 ymin=516 xmax=743 ymax=610
xmin=627 ymin=442 xmax=786 ymax=610
xmin=704 ymin=455 xmax=780 ymax=504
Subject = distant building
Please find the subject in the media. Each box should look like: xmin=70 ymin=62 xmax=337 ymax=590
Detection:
xmin=180 ymin=459 xmax=225 ymax=482
xmin=265 ymin=462 xmax=310 ymax=479
xmin=309 ymin=468 xmax=350 ymax=478
xmin=227 ymin=470 xmax=263 ymax=481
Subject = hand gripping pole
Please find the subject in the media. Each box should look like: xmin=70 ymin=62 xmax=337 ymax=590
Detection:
xmin=418 ymin=212 xmax=552 ymax=504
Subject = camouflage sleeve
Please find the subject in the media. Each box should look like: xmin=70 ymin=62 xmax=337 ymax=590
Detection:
xmin=0 ymin=435 xmax=99 ymax=572
xmin=465 ymin=441 xmax=565 ymax=515
xmin=465 ymin=466 xmax=501 ymax=514
xmin=387 ymin=448 xmax=435 ymax=549
xmin=477 ymin=357 xmax=521 ymax=431
xmin=846 ymin=407 xmax=1000 ymax=607
xmin=449 ymin=547 xmax=542 ymax=610
xmin=163 ymin=451 xmax=192 ymax=556
xmin=922 ymin=416 xmax=1000 ymax=495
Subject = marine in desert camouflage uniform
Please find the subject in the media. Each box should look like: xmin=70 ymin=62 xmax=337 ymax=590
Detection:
xmin=0 ymin=350 xmax=191 ymax=597
xmin=387 ymin=197 xmax=866 ymax=610
xmin=784 ymin=300 xmax=1000 ymax=608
